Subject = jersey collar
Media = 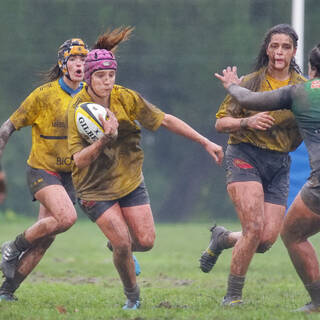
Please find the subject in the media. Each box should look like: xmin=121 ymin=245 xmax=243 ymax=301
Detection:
xmin=58 ymin=77 xmax=83 ymax=97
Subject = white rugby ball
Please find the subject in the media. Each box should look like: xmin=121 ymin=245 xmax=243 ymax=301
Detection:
xmin=75 ymin=102 xmax=107 ymax=144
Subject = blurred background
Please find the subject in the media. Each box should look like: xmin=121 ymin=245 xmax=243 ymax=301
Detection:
xmin=0 ymin=0 xmax=318 ymax=222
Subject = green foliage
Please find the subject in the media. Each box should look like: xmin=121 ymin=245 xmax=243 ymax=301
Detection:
xmin=0 ymin=220 xmax=318 ymax=319
xmin=0 ymin=0 xmax=319 ymax=221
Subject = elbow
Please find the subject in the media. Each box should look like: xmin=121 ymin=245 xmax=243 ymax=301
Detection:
xmin=215 ymin=120 xmax=223 ymax=133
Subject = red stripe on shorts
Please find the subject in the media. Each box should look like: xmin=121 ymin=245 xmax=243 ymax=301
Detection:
xmin=233 ymin=158 xmax=254 ymax=169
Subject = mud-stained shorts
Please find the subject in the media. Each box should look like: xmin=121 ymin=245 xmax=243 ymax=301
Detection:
xmin=300 ymin=177 xmax=320 ymax=214
xmin=225 ymin=143 xmax=291 ymax=206
xmin=26 ymin=165 xmax=76 ymax=203
xmin=78 ymin=181 xmax=150 ymax=222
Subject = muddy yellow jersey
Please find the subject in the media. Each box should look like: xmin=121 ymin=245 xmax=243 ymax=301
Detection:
xmin=10 ymin=79 xmax=77 ymax=172
xmin=216 ymin=69 xmax=306 ymax=152
xmin=68 ymin=84 xmax=165 ymax=201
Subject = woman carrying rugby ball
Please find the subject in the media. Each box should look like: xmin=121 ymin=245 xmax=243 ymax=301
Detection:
xmin=68 ymin=27 xmax=223 ymax=310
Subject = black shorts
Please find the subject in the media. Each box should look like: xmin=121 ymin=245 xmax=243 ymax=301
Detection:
xmin=26 ymin=165 xmax=76 ymax=204
xmin=225 ymin=143 xmax=291 ymax=206
xmin=300 ymin=179 xmax=320 ymax=214
xmin=78 ymin=181 xmax=150 ymax=222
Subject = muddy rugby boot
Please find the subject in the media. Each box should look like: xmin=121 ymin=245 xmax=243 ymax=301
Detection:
xmin=1 ymin=241 xmax=21 ymax=279
xmin=221 ymin=295 xmax=243 ymax=306
xmin=199 ymin=225 xmax=229 ymax=273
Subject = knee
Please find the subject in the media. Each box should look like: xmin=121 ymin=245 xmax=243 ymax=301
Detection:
xmin=135 ymin=233 xmax=155 ymax=252
xmin=58 ymin=211 xmax=77 ymax=232
xmin=256 ymin=241 xmax=272 ymax=253
xmin=243 ymin=222 xmax=264 ymax=244
xmin=113 ymin=241 xmax=132 ymax=257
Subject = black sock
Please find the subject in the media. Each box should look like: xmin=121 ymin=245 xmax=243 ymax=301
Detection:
xmin=14 ymin=233 xmax=32 ymax=252
xmin=226 ymin=274 xmax=245 ymax=299
xmin=305 ymin=280 xmax=320 ymax=306
xmin=124 ymin=284 xmax=140 ymax=302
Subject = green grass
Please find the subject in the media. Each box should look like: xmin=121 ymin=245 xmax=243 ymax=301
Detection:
xmin=0 ymin=218 xmax=318 ymax=319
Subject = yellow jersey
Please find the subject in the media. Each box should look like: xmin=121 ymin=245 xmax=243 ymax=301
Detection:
xmin=68 ymin=84 xmax=165 ymax=201
xmin=216 ymin=69 xmax=306 ymax=152
xmin=10 ymin=79 xmax=81 ymax=172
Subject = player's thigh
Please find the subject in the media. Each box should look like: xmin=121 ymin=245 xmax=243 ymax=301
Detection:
xmin=95 ymin=203 xmax=132 ymax=247
xmin=282 ymin=193 xmax=320 ymax=242
xmin=122 ymin=204 xmax=155 ymax=245
xmin=35 ymin=185 xmax=76 ymax=222
xmin=227 ymin=181 xmax=264 ymax=228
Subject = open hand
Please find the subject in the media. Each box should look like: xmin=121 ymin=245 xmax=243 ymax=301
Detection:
xmin=214 ymin=66 xmax=243 ymax=89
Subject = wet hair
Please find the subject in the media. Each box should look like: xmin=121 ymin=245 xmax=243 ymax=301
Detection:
xmin=254 ymin=24 xmax=301 ymax=73
xmin=41 ymin=63 xmax=63 ymax=82
xmin=243 ymin=24 xmax=302 ymax=92
xmin=93 ymin=26 xmax=134 ymax=52
xmin=309 ymin=43 xmax=320 ymax=78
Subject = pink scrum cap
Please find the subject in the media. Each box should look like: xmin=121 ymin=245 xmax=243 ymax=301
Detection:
xmin=84 ymin=49 xmax=117 ymax=85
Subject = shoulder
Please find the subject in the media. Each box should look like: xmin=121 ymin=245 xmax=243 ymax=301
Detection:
xmin=290 ymin=71 xmax=307 ymax=84
xmin=69 ymin=87 xmax=91 ymax=111
xmin=112 ymin=85 xmax=142 ymax=105
xmin=36 ymin=80 xmax=59 ymax=93
xmin=113 ymin=84 xmax=137 ymax=98
xmin=241 ymin=70 xmax=261 ymax=83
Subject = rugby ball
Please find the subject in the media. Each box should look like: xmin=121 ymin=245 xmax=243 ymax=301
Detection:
xmin=75 ymin=102 xmax=107 ymax=144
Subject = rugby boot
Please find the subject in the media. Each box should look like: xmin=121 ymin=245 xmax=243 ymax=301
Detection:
xmin=199 ymin=225 xmax=229 ymax=273
xmin=107 ymin=241 xmax=141 ymax=276
xmin=0 ymin=289 xmax=18 ymax=302
xmin=295 ymin=302 xmax=320 ymax=313
xmin=123 ymin=285 xmax=140 ymax=310
xmin=1 ymin=241 xmax=21 ymax=279
xmin=122 ymin=299 xmax=141 ymax=310
xmin=221 ymin=295 xmax=243 ymax=306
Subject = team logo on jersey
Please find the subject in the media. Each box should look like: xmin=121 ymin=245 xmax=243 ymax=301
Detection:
xmin=311 ymin=80 xmax=320 ymax=89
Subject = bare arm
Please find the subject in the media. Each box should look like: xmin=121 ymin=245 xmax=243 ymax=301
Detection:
xmin=0 ymin=119 xmax=16 ymax=203
xmin=73 ymin=136 xmax=110 ymax=169
xmin=214 ymin=66 xmax=277 ymax=132
xmin=215 ymin=66 xmax=293 ymax=111
xmin=215 ymin=112 xmax=275 ymax=133
xmin=73 ymin=111 xmax=119 ymax=169
xmin=0 ymin=119 xmax=16 ymax=159
xmin=161 ymin=114 xmax=224 ymax=165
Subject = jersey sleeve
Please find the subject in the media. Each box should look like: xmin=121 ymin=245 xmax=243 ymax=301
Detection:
xmin=9 ymin=89 xmax=42 ymax=130
xmin=67 ymin=98 xmax=87 ymax=157
xmin=122 ymin=89 xmax=165 ymax=131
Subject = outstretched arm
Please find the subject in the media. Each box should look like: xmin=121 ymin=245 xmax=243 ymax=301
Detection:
xmin=161 ymin=114 xmax=224 ymax=165
xmin=215 ymin=66 xmax=293 ymax=111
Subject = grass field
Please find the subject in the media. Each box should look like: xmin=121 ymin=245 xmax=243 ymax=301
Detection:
xmin=0 ymin=217 xmax=319 ymax=319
